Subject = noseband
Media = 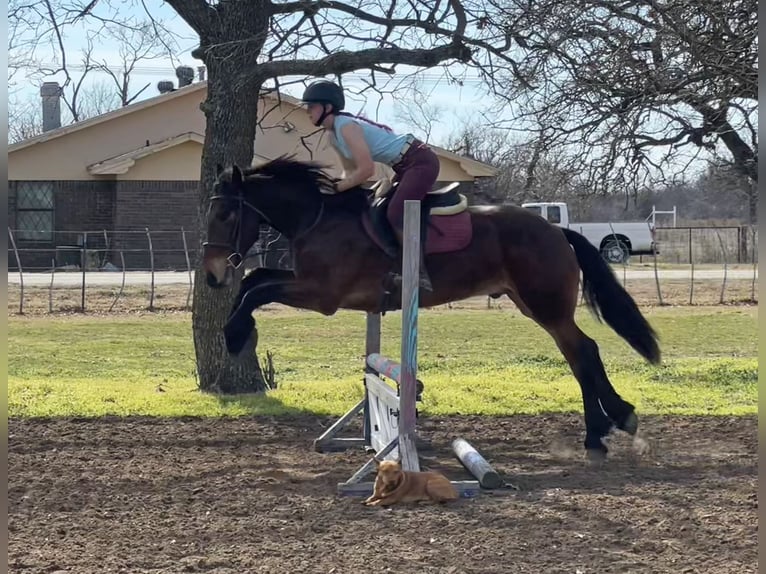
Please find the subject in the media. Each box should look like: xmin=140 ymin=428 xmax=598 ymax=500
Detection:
xmin=202 ymin=193 xmax=267 ymax=270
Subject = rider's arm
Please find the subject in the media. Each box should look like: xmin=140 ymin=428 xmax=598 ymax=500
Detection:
xmin=334 ymin=122 xmax=375 ymax=192
xmin=335 ymin=149 xmax=357 ymax=180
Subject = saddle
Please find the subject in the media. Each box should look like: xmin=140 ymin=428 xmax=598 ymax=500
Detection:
xmin=366 ymin=178 xmax=469 ymax=257
xmin=370 ymin=177 xmax=468 ymax=214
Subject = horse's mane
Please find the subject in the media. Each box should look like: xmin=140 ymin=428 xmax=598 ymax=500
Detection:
xmin=248 ymin=156 xmax=371 ymax=214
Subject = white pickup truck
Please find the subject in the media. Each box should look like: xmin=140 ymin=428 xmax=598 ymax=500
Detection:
xmin=522 ymin=202 xmax=656 ymax=263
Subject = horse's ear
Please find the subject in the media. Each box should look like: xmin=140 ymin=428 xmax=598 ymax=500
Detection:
xmin=232 ymin=165 xmax=243 ymax=186
xmin=215 ymin=163 xmax=224 ymax=178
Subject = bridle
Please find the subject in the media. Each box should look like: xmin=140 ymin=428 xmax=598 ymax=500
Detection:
xmin=202 ymin=176 xmax=328 ymax=269
xmin=202 ymin=192 xmax=269 ymax=270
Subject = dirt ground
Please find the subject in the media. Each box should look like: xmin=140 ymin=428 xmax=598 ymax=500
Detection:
xmin=9 ymin=413 xmax=757 ymax=574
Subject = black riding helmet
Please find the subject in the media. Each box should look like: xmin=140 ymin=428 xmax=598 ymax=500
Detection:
xmin=302 ymin=80 xmax=345 ymax=126
xmin=302 ymin=80 xmax=345 ymax=110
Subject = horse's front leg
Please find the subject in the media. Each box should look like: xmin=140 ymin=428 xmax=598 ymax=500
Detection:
xmin=228 ymin=268 xmax=297 ymax=319
xmin=224 ymin=278 xmax=336 ymax=355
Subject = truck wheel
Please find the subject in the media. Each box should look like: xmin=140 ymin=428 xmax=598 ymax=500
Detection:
xmin=601 ymin=240 xmax=630 ymax=264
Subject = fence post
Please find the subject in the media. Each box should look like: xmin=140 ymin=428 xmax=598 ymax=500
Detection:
xmin=49 ymin=258 xmax=55 ymax=313
xmin=81 ymin=231 xmax=87 ymax=312
xmin=689 ymin=232 xmax=695 ymax=305
xmin=108 ymin=252 xmax=127 ymax=312
xmin=181 ymin=227 xmax=192 ymax=310
xmin=102 ymin=229 xmax=110 ymax=268
xmin=8 ymin=228 xmax=24 ymax=314
xmin=751 ymin=227 xmax=757 ymax=302
xmin=652 ymin=236 xmax=663 ymax=305
xmin=146 ymin=228 xmax=155 ymax=311
xmin=736 ymin=226 xmax=741 ymax=264
xmin=715 ymin=230 xmax=727 ymax=304
xmin=688 ymin=228 xmax=692 ymax=264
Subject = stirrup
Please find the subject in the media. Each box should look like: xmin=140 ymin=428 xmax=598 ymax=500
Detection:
xmin=388 ymin=271 xmax=433 ymax=292
xmin=418 ymin=269 xmax=433 ymax=292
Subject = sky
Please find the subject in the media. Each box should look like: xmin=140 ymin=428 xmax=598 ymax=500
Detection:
xmin=9 ymin=1 xmax=500 ymax=146
xmin=10 ymin=0 xmax=751 ymax=190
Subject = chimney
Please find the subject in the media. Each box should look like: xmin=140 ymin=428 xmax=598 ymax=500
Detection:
xmin=197 ymin=66 xmax=206 ymax=82
xmin=40 ymin=81 xmax=62 ymax=132
xmin=157 ymin=80 xmax=175 ymax=94
xmin=175 ymin=66 xmax=195 ymax=87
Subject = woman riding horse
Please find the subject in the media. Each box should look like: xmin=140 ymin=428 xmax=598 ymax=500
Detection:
xmin=301 ymin=79 xmax=436 ymax=290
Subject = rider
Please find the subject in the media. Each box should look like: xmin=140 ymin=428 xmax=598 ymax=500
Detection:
xmin=301 ymin=79 xmax=438 ymax=291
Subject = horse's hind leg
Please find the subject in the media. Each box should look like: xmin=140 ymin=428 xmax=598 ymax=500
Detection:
xmin=548 ymin=319 xmax=638 ymax=457
xmin=505 ymin=290 xmax=620 ymax=459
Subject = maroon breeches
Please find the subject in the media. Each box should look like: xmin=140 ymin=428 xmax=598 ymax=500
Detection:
xmin=387 ymin=142 xmax=440 ymax=231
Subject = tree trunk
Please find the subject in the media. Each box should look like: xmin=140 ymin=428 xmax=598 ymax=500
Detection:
xmin=192 ymin=62 xmax=268 ymax=393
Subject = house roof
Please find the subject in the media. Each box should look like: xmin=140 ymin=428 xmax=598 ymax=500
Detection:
xmin=10 ymin=80 xmax=498 ymax=177
xmin=87 ymin=132 xmax=205 ymax=175
xmin=9 ymin=82 xmax=208 ymax=154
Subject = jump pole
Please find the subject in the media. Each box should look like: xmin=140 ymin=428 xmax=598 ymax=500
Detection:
xmin=451 ymin=438 xmax=503 ymax=489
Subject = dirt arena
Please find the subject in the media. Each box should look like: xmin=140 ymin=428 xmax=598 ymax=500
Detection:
xmin=9 ymin=413 xmax=757 ymax=574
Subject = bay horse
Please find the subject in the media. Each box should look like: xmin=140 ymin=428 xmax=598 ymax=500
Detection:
xmin=202 ymin=158 xmax=660 ymax=460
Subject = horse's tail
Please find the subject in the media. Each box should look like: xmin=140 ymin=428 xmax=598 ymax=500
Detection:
xmin=562 ymin=227 xmax=660 ymax=364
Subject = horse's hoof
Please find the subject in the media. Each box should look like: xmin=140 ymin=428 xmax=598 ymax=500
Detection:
xmin=231 ymin=331 xmax=259 ymax=360
xmin=586 ymin=448 xmax=608 ymax=464
xmin=224 ymin=315 xmax=256 ymax=355
xmin=621 ymin=411 xmax=639 ymax=436
xmin=632 ymin=435 xmax=651 ymax=456
xmin=225 ymin=335 xmax=246 ymax=356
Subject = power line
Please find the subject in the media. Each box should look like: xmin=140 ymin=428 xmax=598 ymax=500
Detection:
xmin=25 ymin=62 xmax=489 ymax=85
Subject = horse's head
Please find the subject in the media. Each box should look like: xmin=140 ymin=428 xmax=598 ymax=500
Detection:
xmin=202 ymin=164 xmax=266 ymax=288
xmin=203 ymin=157 xmax=361 ymax=288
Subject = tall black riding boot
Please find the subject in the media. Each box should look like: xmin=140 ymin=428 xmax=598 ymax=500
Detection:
xmin=391 ymin=225 xmax=433 ymax=292
xmin=416 ymin=202 xmax=433 ymax=291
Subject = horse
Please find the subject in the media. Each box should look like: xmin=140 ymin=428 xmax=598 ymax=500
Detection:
xmin=201 ymin=158 xmax=661 ymax=460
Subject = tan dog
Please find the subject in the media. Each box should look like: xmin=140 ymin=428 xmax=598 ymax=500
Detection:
xmin=363 ymin=459 xmax=459 ymax=507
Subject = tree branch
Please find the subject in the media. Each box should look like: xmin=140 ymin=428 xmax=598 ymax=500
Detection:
xmin=163 ymin=0 xmax=217 ymax=38
xmin=256 ymin=41 xmax=471 ymax=79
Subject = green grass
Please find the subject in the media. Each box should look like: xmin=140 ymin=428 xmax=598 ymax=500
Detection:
xmin=8 ymin=305 xmax=757 ymax=418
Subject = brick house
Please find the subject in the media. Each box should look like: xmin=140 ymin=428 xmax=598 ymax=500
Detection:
xmin=8 ymin=79 xmax=498 ymax=270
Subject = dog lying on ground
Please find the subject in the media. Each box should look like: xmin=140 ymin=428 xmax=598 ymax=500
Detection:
xmin=363 ymin=459 xmax=459 ymax=507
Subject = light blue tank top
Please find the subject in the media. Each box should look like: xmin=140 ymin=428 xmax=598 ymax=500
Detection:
xmin=332 ymin=114 xmax=414 ymax=166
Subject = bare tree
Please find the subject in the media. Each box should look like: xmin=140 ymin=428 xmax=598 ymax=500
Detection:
xmin=473 ymin=0 xmax=758 ymax=194
xmin=92 ymin=23 xmax=168 ymax=106
xmin=392 ymin=81 xmax=447 ymax=143
xmin=8 ymin=0 xmax=180 ymax=126
xmin=77 ymin=80 xmax=123 ymax=119
xmin=8 ymin=96 xmax=43 ymax=144
xmin=9 ymin=81 xmax=122 ymax=143
xmin=442 ymin=121 xmax=583 ymax=204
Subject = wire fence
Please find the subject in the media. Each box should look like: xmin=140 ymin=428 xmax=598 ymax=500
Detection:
xmin=646 ymin=226 xmax=758 ymax=265
xmin=7 ymin=225 xmax=759 ymax=314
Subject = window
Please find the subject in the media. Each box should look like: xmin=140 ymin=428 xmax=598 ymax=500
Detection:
xmin=524 ymin=205 xmax=541 ymax=217
xmin=547 ymin=206 xmax=561 ymax=224
xmin=16 ymin=182 xmax=54 ymax=241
